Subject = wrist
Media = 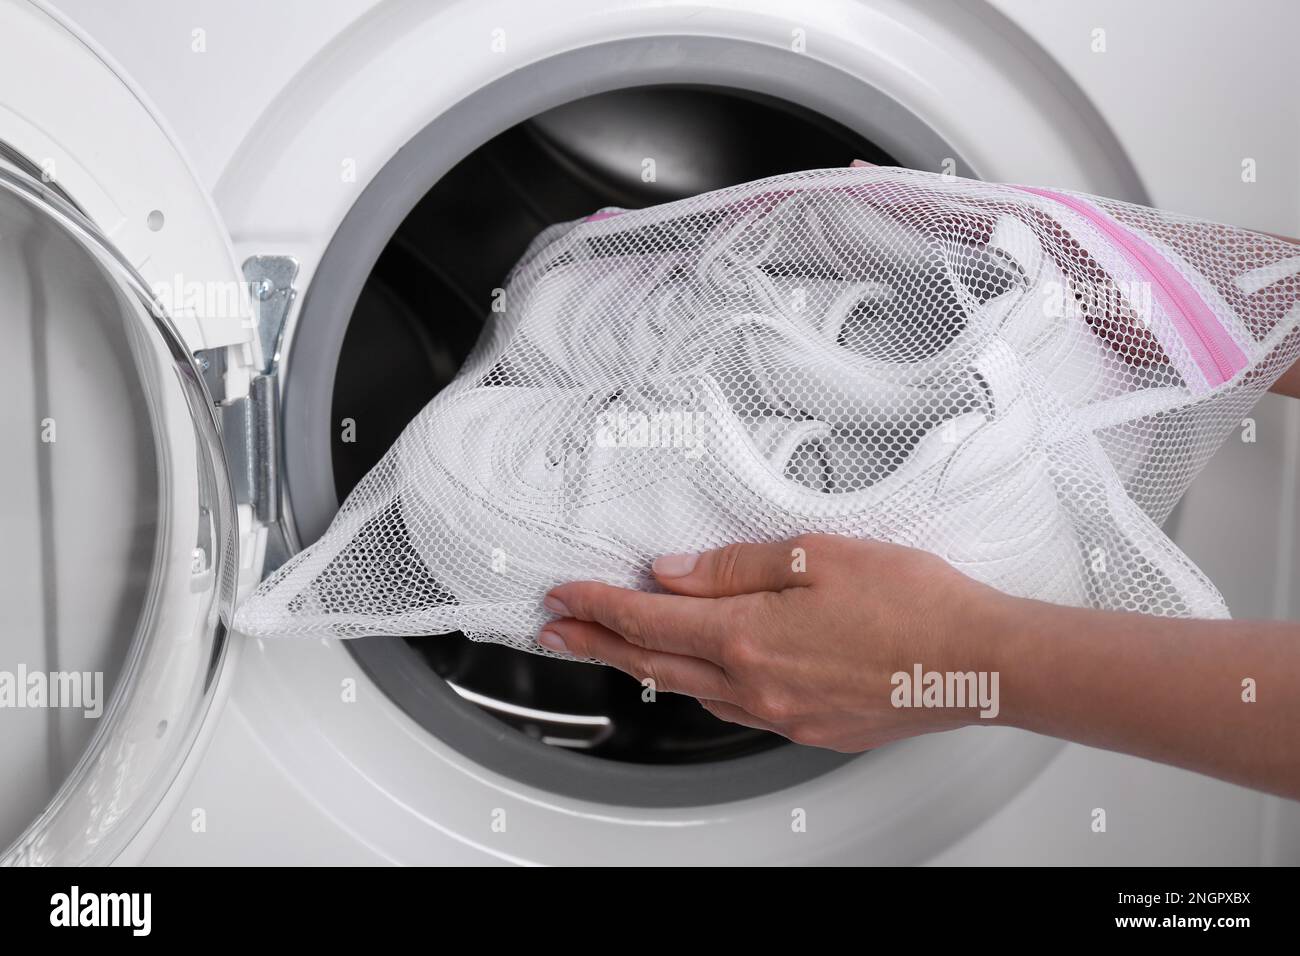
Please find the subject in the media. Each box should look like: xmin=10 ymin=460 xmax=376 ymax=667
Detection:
xmin=968 ymin=588 xmax=1043 ymax=729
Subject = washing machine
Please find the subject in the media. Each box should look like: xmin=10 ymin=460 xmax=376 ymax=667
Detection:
xmin=2 ymin=0 xmax=1297 ymax=865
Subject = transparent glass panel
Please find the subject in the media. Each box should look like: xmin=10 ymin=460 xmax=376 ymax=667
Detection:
xmin=0 ymin=159 xmax=235 ymax=865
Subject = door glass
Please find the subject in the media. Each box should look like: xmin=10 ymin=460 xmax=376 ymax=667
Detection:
xmin=0 ymin=160 xmax=236 ymax=864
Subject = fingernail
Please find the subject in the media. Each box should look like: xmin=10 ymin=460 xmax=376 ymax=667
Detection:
xmin=542 ymin=594 xmax=570 ymax=616
xmin=538 ymin=629 xmax=569 ymax=654
xmin=653 ymin=552 xmax=699 ymax=577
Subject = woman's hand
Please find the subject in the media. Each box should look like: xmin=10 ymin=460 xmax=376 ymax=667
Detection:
xmin=538 ymin=534 xmax=1012 ymax=751
xmin=542 ymin=534 xmax=1300 ymax=799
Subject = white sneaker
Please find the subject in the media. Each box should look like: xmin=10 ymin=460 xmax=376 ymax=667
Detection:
xmin=968 ymin=214 xmax=1122 ymax=408
xmin=237 ymin=332 xmax=1229 ymax=642
xmin=387 ymin=345 xmax=1094 ymax=641
xmin=375 ymin=374 xmax=989 ymax=643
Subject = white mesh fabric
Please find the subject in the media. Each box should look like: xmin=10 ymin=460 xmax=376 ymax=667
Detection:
xmin=235 ymin=166 xmax=1300 ymax=652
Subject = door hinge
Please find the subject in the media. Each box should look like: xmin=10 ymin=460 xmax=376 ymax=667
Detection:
xmin=195 ymin=255 xmax=298 ymax=530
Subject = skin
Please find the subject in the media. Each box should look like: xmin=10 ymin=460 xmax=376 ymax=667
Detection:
xmin=539 ymin=536 xmax=1300 ymax=801
xmin=1262 ymin=232 xmax=1300 ymax=398
xmin=1270 ymin=358 xmax=1300 ymax=401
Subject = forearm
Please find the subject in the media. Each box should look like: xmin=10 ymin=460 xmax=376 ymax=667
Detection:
xmin=984 ymin=597 xmax=1300 ymax=800
xmin=1270 ymin=361 xmax=1300 ymax=400
xmin=1262 ymin=229 xmax=1300 ymax=398
xmin=996 ymin=228 xmax=1300 ymax=780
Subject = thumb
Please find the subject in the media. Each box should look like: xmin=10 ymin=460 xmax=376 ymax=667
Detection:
xmin=652 ymin=539 xmax=814 ymax=597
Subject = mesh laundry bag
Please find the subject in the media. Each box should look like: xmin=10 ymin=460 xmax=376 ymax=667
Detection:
xmin=235 ymin=166 xmax=1300 ymax=651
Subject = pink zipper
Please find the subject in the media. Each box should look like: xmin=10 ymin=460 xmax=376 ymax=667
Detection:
xmin=1010 ymin=185 xmax=1245 ymax=390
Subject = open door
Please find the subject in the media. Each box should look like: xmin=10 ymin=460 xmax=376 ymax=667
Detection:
xmin=0 ymin=0 xmax=255 ymax=865
xmin=0 ymin=158 xmax=238 ymax=865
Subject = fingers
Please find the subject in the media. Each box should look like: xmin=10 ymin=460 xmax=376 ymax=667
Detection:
xmin=540 ymin=619 xmax=735 ymax=701
xmin=545 ymin=582 xmax=729 ymax=661
xmin=697 ymin=698 xmax=780 ymax=734
xmin=651 ymin=537 xmax=817 ymax=598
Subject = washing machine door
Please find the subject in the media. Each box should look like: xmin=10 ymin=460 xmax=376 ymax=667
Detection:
xmin=0 ymin=0 xmax=247 ymax=865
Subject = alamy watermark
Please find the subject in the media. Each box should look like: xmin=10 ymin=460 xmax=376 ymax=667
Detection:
xmin=148 ymin=274 xmax=258 ymax=323
xmin=0 ymin=666 xmax=103 ymax=718
xmin=891 ymin=663 xmax=1000 ymax=720
xmin=50 ymin=886 xmax=150 ymax=936
xmin=594 ymin=408 xmax=708 ymax=458
xmin=1042 ymin=279 xmax=1153 ymax=324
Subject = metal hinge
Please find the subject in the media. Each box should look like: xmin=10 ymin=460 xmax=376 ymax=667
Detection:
xmin=196 ymin=255 xmax=299 ymax=528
